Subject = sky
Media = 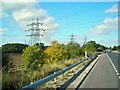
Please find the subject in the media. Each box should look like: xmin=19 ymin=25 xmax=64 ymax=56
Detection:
xmin=0 ymin=0 xmax=119 ymax=47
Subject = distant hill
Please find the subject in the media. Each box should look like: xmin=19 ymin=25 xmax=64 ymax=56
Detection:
xmin=2 ymin=43 xmax=29 ymax=53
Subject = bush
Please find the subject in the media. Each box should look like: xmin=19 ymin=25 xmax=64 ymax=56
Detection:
xmin=2 ymin=73 xmax=30 ymax=90
xmin=44 ymin=41 xmax=66 ymax=63
xmin=64 ymin=43 xmax=81 ymax=59
xmin=22 ymin=46 xmax=44 ymax=70
xmin=2 ymin=53 xmax=13 ymax=72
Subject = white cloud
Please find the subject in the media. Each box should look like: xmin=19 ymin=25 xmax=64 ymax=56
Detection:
xmin=2 ymin=0 xmax=38 ymax=10
xmin=92 ymin=17 xmax=118 ymax=35
xmin=2 ymin=0 xmax=38 ymax=18
xmin=105 ymin=4 xmax=118 ymax=13
xmin=12 ymin=8 xmax=58 ymax=44
xmin=12 ymin=9 xmax=47 ymax=25
xmin=2 ymin=0 xmax=58 ymax=45
xmin=1 ymin=0 xmax=37 ymax=2
xmin=0 ymin=28 xmax=8 ymax=35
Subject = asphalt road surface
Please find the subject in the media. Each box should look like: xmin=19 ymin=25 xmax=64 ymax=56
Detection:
xmin=80 ymin=53 xmax=119 ymax=88
xmin=107 ymin=51 xmax=120 ymax=74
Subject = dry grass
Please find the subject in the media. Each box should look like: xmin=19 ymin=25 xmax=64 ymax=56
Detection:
xmin=39 ymin=62 xmax=66 ymax=77
xmin=33 ymin=57 xmax=84 ymax=80
xmin=9 ymin=53 xmax=24 ymax=66
xmin=6 ymin=54 xmax=85 ymax=88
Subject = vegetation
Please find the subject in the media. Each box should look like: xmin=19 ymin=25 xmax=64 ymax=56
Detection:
xmin=96 ymin=44 xmax=107 ymax=52
xmin=2 ymin=53 xmax=13 ymax=72
xmin=112 ymin=45 xmax=120 ymax=51
xmin=2 ymin=43 xmax=28 ymax=53
xmin=44 ymin=41 xmax=65 ymax=63
xmin=64 ymin=42 xmax=82 ymax=59
xmin=22 ymin=46 xmax=44 ymax=70
xmin=85 ymin=41 xmax=107 ymax=55
xmin=85 ymin=41 xmax=97 ymax=54
xmin=2 ymin=40 xmax=107 ymax=90
xmin=34 ymin=43 xmax=47 ymax=51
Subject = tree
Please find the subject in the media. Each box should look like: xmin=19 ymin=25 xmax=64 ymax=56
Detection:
xmin=64 ymin=43 xmax=82 ymax=59
xmin=112 ymin=45 xmax=120 ymax=51
xmin=112 ymin=46 xmax=117 ymax=50
xmin=44 ymin=41 xmax=65 ymax=63
xmin=2 ymin=43 xmax=28 ymax=53
xmin=108 ymin=47 xmax=112 ymax=50
xmin=96 ymin=44 xmax=107 ymax=52
xmin=118 ymin=46 xmax=120 ymax=52
xmin=22 ymin=46 xmax=44 ymax=70
xmin=85 ymin=41 xmax=97 ymax=55
xmin=34 ymin=43 xmax=45 ymax=51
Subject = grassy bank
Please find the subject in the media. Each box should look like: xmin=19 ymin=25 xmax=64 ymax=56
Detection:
xmin=2 ymin=55 xmax=85 ymax=90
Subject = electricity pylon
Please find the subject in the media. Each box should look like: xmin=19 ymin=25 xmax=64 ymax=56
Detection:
xmin=25 ymin=18 xmax=45 ymax=46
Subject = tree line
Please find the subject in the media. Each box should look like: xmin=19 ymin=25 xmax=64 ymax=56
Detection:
xmin=2 ymin=41 xmax=108 ymax=71
xmin=1 ymin=41 xmax=110 ymax=89
xmin=22 ymin=40 xmax=108 ymax=71
xmin=2 ymin=43 xmax=29 ymax=53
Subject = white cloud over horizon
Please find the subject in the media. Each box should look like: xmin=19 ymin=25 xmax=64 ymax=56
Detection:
xmin=92 ymin=17 xmax=118 ymax=35
xmin=105 ymin=4 xmax=118 ymax=13
xmin=2 ymin=0 xmax=38 ymax=15
xmin=98 ymin=39 xmax=119 ymax=47
xmin=2 ymin=0 xmax=59 ymax=45
xmin=0 ymin=28 xmax=8 ymax=35
xmin=92 ymin=4 xmax=118 ymax=36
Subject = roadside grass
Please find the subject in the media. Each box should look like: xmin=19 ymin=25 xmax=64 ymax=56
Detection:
xmin=38 ymin=56 xmax=84 ymax=78
xmin=2 ymin=54 xmax=97 ymax=89
xmin=5 ymin=53 xmax=84 ymax=77
xmin=9 ymin=53 xmax=24 ymax=66
xmin=40 ymin=55 xmax=96 ymax=88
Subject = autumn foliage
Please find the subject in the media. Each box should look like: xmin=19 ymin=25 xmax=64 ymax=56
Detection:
xmin=44 ymin=41 xmax=65 ymax=63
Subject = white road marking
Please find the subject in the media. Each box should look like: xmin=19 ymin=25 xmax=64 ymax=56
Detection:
xmin=115 ymin=70 xmax=118 ymax=73
xmin=106 ymin=53 xmax=119 ymax=79
xmin=117 ymin=72 xmax=119 ymax=76
xmin=118 ymin=76 xmax=120 ymax=79
xmin=114 ymin=67 xmax=117 ymax=70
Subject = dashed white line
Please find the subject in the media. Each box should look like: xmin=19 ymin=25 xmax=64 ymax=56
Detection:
xmin=118 ymin=76 xmax=120 ymax=79
xmin=106 ymin=53 xmax=120 ymax=79
xmin=115 ymin=70 xmax=118 ymax=73
xmin=114 ymin=67 xmax=117 ymax=70
xmin=117 ymin=72 xmax=119 ymax=76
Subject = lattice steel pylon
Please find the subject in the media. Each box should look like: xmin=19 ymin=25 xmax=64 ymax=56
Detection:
xmin=83 ymin=35 xmax=87 ymax=46
xmin=69 ymin=33 xmax=76 ymax=44
xmin=25 ymin=18 xmax=45 ymax=46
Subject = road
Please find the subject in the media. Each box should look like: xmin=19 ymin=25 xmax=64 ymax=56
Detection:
xmin=80 ymin=52 xmax=119 ymax=88
xmin=107 ymin=51 xmax=120 ymax=74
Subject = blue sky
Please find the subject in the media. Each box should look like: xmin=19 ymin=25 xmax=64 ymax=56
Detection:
xmin=1 ymin=1 xmax=119 ymax=47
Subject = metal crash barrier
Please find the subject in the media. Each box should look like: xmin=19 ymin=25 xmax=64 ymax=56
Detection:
xmin=21 ymin=55 xmax=95 ymax=89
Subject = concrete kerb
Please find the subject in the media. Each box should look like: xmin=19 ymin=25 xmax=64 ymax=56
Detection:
xmin=65 ymin=54 xmax=101 ymax=89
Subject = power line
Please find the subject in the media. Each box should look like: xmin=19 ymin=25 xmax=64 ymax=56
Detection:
xmin=59 ymin=15 xmax=112 ymax=32
xmin=43 ymin=3 xmax=113 ymax=32
xmin=1 ymin=2 xmax=114 ymax=45
xmin=2 ymin=3 xmax=113 ymax=34
xmin=55 ymin=2 xmax=107 ymax=20
xmin=53 ymin=2 xmax=100 ymax=19
xmin=57 ymin=4 xmax=113 ymax=29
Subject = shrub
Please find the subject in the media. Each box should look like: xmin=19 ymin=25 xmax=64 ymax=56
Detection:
xmin=44 ymin=41 xmax=65 ymax=63
xmin=22 ymin=46 xmax=44 ymax=70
